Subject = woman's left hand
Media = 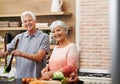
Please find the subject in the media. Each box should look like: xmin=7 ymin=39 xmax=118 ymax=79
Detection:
xmin=67 ymin=72 xmax=79 ymax=83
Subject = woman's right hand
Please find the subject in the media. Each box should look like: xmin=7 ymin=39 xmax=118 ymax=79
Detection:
xmin=41 ymin=66 xmax=49 ymax=75
xmin=41 ymin=72 xmax=51 ymax=80
xmin=41 ymin=66 xmax=53 ymax=80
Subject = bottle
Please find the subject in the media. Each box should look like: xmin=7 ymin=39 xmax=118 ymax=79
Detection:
xmin=49 ymin=32 xmax=53 ymax=44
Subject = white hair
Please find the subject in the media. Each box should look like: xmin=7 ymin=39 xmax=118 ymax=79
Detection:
xmin=21 ymin=11 xmax=36 ymax=23
xmin=49 ymin=20 xmax=68 ymax=34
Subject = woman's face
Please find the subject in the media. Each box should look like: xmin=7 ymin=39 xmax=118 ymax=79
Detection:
xmin=51 ymin=26 xmax=66 ymax=42
xmin=23 ymin=14 xmax=36 ymax=31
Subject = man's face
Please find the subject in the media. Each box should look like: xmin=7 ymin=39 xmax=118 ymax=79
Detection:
xmin=22 ymin=14 xmax=36 ymax=31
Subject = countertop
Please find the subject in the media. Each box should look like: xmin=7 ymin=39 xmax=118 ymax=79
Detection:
xmin=0 ymin=79 xmax=22 ymax=84
xmin=0 ymin=79 xmax=62 ymax=84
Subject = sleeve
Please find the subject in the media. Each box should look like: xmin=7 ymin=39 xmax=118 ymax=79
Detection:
xmin=39 ymin=34 xmax=50 ymax=53
xmin=62 ymin=44 xmax=79 ymax=76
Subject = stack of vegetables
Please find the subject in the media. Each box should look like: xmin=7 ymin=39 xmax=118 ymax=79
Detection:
xmin=52 ymin=71 xmax=68 ymax=84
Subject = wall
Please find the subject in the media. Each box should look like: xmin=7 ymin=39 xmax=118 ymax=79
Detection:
xmin=78 ymin=0 xmax=111 ymax=72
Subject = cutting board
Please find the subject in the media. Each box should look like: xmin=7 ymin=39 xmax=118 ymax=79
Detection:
xmin=42 ymin=80 xmax=61 ymax=84
xmin=30 ymin=80 xmax=61 ymax=84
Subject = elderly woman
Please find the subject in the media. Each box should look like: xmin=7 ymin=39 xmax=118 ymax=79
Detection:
xmin=41 ymin=20 xmax=79 ymax=83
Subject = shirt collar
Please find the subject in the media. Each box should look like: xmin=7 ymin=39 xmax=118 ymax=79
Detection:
xmin=24 ymin=30 xmax=40 ymax=38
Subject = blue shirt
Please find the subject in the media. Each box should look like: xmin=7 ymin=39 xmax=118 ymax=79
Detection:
xmin=7 ymin=29 xmax=49 ymax=78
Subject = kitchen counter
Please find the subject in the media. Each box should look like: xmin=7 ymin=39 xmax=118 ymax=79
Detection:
xmin=0 ymin=79 xmax=84 ymax=84
xmin=0 ymin=67 xmax=84 ymax=84
xmin=0 ymin=79 xmax=22 ymax=84
xmin=0 ymin=79 xmax=62 ymax=84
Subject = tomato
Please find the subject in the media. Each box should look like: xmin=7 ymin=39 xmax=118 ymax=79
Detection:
xmin=26 ymin=78 xmax=31 ymax=83
xmin=22 ymin=78 xmax=26 ymax=83
xmin=30 ymin=78 xmax=34 ymax=81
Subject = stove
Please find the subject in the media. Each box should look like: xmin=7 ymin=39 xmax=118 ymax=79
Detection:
xmin=78 ymin=72 xmax=111 ymax=78
xmin=78 ymin=72 xmax=112 ymax=84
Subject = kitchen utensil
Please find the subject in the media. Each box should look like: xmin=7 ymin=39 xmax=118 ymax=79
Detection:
xmin=4 ymin=36 xmax=7 ymax=67
xmin=5 ymin=33 xmax=13 ymax=43
xmin=4 ymin=39 xmax=19 ymax=73
xmin=50 ymin=0 xmax=63 ymax=12
xmin=4 ymin=33 xmax=13 ymax=67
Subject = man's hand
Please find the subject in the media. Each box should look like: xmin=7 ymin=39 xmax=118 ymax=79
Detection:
xmin=11 ymin=50 xmax=22 ymax=56
xmin=0 ymin=49 xmax=9 ymax=58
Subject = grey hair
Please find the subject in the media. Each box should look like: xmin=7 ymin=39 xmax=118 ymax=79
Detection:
xmin=21 ymin=11 xmax=36 ymax=24
xmin=49 ymin=20 xmax=68 ymax=34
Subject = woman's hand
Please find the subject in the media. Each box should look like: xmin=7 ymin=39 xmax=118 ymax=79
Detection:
xmin=41 ymin=72 xmax=50 ymax=80
xmin=67 ymin=72 xmax=79 ymax=83
xmin=41 ymin=66 xmax=49 ymax=75
xmin=41 ymin=66 xmax=52 ymax=80
xmin=41 ymin=71 xmax=53 ymax=80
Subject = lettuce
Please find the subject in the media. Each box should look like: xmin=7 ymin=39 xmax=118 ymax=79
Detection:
xmin=52 ymin=71 xmax=64 ymax=80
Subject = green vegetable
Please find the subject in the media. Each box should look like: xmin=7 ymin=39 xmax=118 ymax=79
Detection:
xmin=8 ymin=76 xmax=14 ymax=81
xmin=3 ymin=66 xmax=9 ymax=73
xmin=61 ymin=77 xmax=68 ymax=84
xmin=52 ymin=71 xmax=65 ymax=80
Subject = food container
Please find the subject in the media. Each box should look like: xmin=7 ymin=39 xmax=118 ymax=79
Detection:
xmin=9 ymin=22 xmax=20 ymax=27
xmin=0 ymin=76 xmax=14 ymax=84
xmin=0 ymin=21 xmax=9 ymax=27
xmin=36 ymin=23 xmax=48 ymax=28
